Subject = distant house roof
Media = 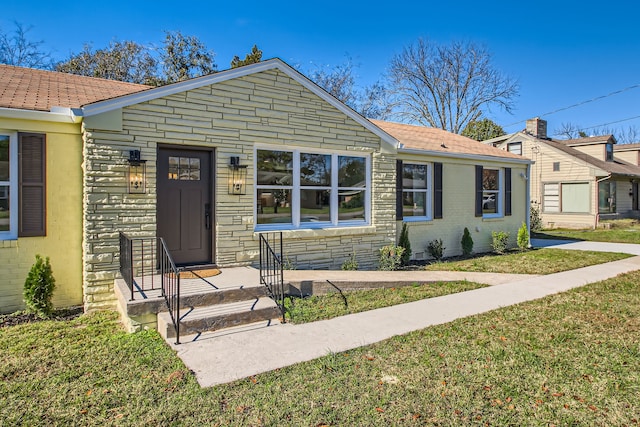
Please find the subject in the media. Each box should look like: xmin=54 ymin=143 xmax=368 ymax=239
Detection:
xmin=0 ymin=64 xmax=149 ymax=112
xmin=614 ymin=143 xmax=640 ymax=151
xmin=557 ymin=134 xmax=616 ymax=146
xmin=538 ymin=138 xmax=640 ymax=177
xmin=370 ymin=120 xmax=528 ymax=162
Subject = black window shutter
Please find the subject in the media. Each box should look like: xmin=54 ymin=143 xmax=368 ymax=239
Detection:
xmin=19 ymin=133 xmax=46 ymax=237
xmin=434 ymin=162 xmax=443 ymax=219
xmin=475 ymin=165 xmax=483 ymax=217
xmin=396 ymin=159 xmax=403 ymax=220
xmin=505 ymin=167 xmax=512 ymax=216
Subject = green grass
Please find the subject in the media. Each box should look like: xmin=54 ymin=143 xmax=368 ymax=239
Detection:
xmin=534 ymin=218 xmax=640 ymax=244
xmin=425 ymin=248 xmax=631 ymax=274
xmin=286 ymin=281 xmax=487 ymax=323
xmin=1 ymin=271 xmax=639 ymax=425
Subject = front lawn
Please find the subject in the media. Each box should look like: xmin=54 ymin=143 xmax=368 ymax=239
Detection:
xmin=286 ymin=281 xmax=486 ymax=324
xmin=1 ymin=271 xmax=639 ymax=425
xmin=534 ymin=218 xmax=640 ymax=244
xmin=424 ymin=248 xmax=631 ymax=274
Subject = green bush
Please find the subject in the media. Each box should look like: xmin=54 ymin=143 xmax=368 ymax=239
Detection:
xmin=427 ymin=238 xmax=445 ymax=261
xmin=530 ymin=204 xmax=543 ymax=232
xmin=23 ymin=255 xmax=56 ymax=318
xmin=398 ymin=223 xmax=412 ymax=266
xmin=517 ymin=222 xmax=529 ymax=250
xmin=491 ymin=231 xmax=510 ymax=254
xmin=378 ymin=245 xmax=405 ymax=271
xmin=461 ymin=227 xmax=474 ymax=257
xmin=341 ymin=253 xmax=359 ymax=270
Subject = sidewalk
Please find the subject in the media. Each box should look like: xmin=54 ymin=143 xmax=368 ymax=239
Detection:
xmin=169 ymin=241 xmax=640 ymax=387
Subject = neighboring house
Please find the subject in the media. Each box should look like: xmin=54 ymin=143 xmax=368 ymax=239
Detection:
xmin=484 ymin=118 xmax=640 ymax=229
xmin=0 ymin=59 xmax=530 ymax=314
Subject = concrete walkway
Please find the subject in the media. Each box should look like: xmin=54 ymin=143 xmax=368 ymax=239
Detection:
xmin=169 ymin=241 xmax=640 ymax=387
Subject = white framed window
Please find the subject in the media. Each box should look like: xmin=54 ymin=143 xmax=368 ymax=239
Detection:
xmin=482 ymin=168 xmax=503 ymax=217
xmin=543 ymin=182 xmax=590 ymax=213
xmin=0 ymin=132 xmax=18 ymax=240
xmin=401 ymin=162 xmax=432 ymax=221
xmin=507 ymin=142 xmax=522 ymax=155
xmin=255 ymin=148 xmax=370 ymax=230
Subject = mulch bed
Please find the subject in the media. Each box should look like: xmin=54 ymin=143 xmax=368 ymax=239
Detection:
xmin=0 ymin=306 xmax=84 ymax=328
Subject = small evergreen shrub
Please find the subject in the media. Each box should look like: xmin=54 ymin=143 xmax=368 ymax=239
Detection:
xmin=427 ymin=238 xmax=445 ymax=261
xmin=530 ymin=204 xmax=543 ymax=232
xmin=517 ymin=222 xmax=530 ymax=250
xmin=23 ymin=255 xmax=56 ymax=318
xmin=341 ymin=253 xmax=359 ymax=270
xmin=398 ymin=223 xmax=412 ymax=266
xmin=491 ymin=231 xmax=510 ymax=254
xmin=378 ymin=244 xmax=405 ymax=271
xmin=461 ymin=227 xmax=474 ymax=257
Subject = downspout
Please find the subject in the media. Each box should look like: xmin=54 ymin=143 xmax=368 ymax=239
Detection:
xmin=594 ymin=174 xmax=612 ymax=229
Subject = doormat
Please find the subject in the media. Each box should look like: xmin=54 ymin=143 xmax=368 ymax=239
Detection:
xmin=180 ymin=268 xmax=221 ymax=279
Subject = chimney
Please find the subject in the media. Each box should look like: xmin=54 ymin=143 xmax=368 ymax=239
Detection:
xmin=526 ymin=117 xmax=547 ymax=139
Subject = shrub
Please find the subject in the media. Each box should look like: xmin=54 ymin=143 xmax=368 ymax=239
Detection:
xmin=378 ymin=245 xmax=405 ymax=271
xmin=341 ymin=253 xmax=359 ymax=270
xmin=491 ymin=231 xmax=510 ymax=254
xmin=398 ymin=223 xmax=412 ymax=266
xmin=461 ymin=227 xmax=474 ymax=257
xmin=23 ymin=255 xmax=56 ymax=318
xmin=517 ymin=222 xmax=529 ymax=250
xmin=530 ymin=204 xmax=543 ymax=232
xmin=427 ymin=238 xmax=445 ymax=261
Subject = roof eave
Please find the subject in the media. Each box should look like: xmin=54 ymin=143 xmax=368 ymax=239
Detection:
xmin=0 ymin=106 xmax=83 ymax=123
xmin=398 ymin=147 xmax=533 ymax=165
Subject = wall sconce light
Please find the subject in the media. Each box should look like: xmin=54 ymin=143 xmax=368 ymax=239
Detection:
xmin=127 ymin=150 xmax=146 ymax=194
xmin=228 ymin=156 xmax=247 ymax=195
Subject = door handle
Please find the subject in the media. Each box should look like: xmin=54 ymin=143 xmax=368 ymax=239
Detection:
xmin=205 ymin=203 xmax=211 ymax=230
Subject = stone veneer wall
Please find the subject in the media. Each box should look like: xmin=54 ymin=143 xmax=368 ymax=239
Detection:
xmin=82 ymin=69 xmax=397 ymax=310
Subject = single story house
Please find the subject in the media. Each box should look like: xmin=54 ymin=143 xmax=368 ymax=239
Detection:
xmin=484 ymin=118 xmax=640 ymax=229
xmin=0 ymin=59 xmax=530 ymax=314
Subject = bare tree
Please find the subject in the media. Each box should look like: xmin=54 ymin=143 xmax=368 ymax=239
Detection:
xmin=387 ymin=39 xmax=518 ymax=133
xmin=0 ymin=22 xmax=51 ymax=68
xmin=306 ymin=57 xmax=392 ymax=119
xmin=554 ymin=122 xmax=639 ymax=143
xmin=554 ymin=122 xmax=582 ymax=139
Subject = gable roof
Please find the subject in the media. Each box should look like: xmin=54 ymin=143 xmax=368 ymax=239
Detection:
xmin=371 ymin=120 xmax=529 ymax=163
xmin=614 ymin=143 xmax=640 ymax=151
xmin=81 ymin=58 xmax=397 ymax=149
xmin=0 ymin=64 xmax=149 ymax=112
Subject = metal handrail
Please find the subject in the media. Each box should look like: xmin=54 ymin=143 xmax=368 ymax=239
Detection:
xmin=118 ymin=232 xmax=158 ymax=301
xmin=159 ymin=237 xmax=181 ymax=345
xmin=259 ymin=232 xmax=286 ymax=323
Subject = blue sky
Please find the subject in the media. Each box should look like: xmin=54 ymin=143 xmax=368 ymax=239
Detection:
xmin=3 ymin=1 xmax=640 ymax=138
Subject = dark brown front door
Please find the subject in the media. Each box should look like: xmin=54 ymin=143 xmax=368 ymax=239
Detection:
xmin=157 ymin=148 xmax=213 ymax=265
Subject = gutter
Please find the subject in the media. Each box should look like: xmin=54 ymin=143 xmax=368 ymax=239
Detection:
xmin=398 ymin=147 xmax=533 ymax=165
xmin=0 ymin=106 xmax=83 ymax=124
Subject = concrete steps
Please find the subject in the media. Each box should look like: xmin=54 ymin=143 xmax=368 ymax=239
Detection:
xmin=158 ymin=296 xmax=282 ymax=339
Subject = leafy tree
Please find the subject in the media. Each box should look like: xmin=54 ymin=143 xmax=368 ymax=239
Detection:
xmin=231 ymin=44 xmax=262 ymax=68
xmin=387 ymin=38 xmax=518 ymax=133
xmin=0 ymin=22 xmax=51 ymax=68
xmin=159 ymin=31 xmax=216 ymax=84
xmin=462 ymin=118 xmax=505 ymax=141
xmin=56 ymin=41 xmax=158 ymax=84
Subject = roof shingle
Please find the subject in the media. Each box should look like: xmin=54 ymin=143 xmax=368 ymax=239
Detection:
xmin=370 ymin=119 xmax=525 ymax=160
xmin=0 ymin=64 xmax=149 ymax=111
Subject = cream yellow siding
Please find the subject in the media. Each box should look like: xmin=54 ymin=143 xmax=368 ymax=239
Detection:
xmin=571 ymin=144 xmax=606 ymax=161
xmin=82 ymin=69 xmax=395 ymax=309
xmin=397 ymin=154 xmax=528 ymax=258
xmin=615 ymin=150 xmax=640 ymax=165
xmin=0 ymin=118 xmax=83 ymax=313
